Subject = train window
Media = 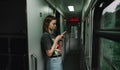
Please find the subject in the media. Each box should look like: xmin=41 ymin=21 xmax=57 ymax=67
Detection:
xmin=101 ymin=0 xmax=120 ymax=29
xmin=100 ymin=38 xmax=120 ymax=70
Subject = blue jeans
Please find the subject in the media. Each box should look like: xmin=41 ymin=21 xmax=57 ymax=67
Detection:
xmin=47 ymin=57 xmax=63 ymax=70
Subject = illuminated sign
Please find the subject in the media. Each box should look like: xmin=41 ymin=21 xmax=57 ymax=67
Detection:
xmin=69 ymin=18 xmax=80 ymax=23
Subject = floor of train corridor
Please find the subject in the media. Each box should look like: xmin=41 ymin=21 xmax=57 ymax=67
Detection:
xmin=62 ymin=52 xmax=86 ymax=70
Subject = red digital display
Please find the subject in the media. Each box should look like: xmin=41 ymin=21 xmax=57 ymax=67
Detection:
xmin=69 ymin=18 xmax=80 ymax=22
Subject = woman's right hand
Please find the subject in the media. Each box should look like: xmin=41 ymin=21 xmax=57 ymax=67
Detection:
xmin=55 ymin=35 xmax=63 ymax=42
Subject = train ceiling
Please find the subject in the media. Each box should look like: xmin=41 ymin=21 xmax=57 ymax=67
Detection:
xmin=46 ymin=0 xmax=85 ymax=18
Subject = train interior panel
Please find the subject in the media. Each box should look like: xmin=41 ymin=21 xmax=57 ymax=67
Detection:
xmin=0 ymin=0 xmax=120 ymax=70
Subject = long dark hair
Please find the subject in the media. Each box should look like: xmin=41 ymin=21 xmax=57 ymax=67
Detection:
xmin=43 ymin=15 xmax=56 ymax=32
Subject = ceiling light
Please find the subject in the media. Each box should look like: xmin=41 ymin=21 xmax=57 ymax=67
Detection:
xmin=68 ymin=6 xmax=74 ymax=11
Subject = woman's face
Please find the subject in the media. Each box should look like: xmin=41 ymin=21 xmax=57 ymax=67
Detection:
xmin=48 ymin=19 xmax=56 ymax=31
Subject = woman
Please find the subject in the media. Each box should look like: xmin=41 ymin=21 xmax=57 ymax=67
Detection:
xmin=41 ymin=15 xmax=64 ymax=70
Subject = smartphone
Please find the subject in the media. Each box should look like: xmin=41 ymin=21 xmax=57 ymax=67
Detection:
xmin=61 ymin=31 xmax=67 ymax=35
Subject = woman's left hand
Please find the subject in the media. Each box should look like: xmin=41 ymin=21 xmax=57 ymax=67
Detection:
xmin=57 ymin=49 xmax=62 ymax=55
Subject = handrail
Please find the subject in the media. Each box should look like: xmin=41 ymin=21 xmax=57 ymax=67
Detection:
xmin=0 ymin=53 xmax=27 ymax=56
xmin=31 ymin=54 xmax=37 ymax=70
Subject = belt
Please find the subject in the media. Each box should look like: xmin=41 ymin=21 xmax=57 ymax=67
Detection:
xmin=50 ymin=55 xmax=61 ymax=58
